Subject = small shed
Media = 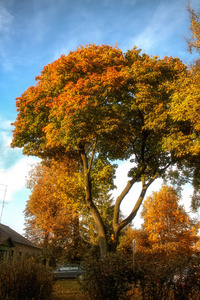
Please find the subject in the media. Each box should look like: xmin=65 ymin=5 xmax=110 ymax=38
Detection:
xmin=0 ymin=223 xmax=42 ymax=260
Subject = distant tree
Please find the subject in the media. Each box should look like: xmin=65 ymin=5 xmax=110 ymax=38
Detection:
xmin=141 ymin=185 xmax=198 ymax=253
xmin=12 ymin=44 xmax=200 ymax=257
xmin=25 ymin=206 xmax=83 ymax=265
xmin=186 ymin=4 xmax=200 ymax=55
xmin=24 ymin=159 xmax=87 ymax=263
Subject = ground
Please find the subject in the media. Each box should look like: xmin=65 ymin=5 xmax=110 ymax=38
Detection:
xmin=53 ymin=279 xmax=85 ymax=300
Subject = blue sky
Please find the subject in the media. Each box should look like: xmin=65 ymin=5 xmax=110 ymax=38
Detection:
xmin=0 ymin=0 xmax=199 ymax=235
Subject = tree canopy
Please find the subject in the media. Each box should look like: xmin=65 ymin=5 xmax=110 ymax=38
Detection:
xmin=12 ymin=44 xmax=200 ymax=257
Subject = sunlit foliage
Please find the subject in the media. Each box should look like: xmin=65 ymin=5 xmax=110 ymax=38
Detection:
xmin=141 ymin=185 xmax=198 ymax=253
xmin=12 ymin=44 xmax=200 ymax=256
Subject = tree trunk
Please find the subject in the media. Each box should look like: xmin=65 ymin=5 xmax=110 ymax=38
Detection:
xmin=89 ymin=205 xmax=108 ymax=257
xmin=79 ymin=144 xmax=108 ymax=257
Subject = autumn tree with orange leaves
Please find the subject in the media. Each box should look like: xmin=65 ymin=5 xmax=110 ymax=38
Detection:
xmin=24 ymin=158 xmax=116 ymax=260
xmin=12 ymin=44 xmax=200 ymax=257
xmin=141 ymin=185 xmax=198 ymax=253
xmin=24 ymin=158 xmax=87 ymax=263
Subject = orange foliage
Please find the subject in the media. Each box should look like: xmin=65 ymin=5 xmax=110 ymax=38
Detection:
xmin=11 ymin=44 xmax=200 ymax=256
xmin=25 ymin=158 xmax=83 ymax=235
xmin=141 ymin=186 xmax=198 ymax=253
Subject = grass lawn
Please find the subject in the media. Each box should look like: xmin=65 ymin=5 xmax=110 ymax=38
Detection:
xmin=52 ymin=279 xmax=85 ymax=300
xmin=52 ymin=278 xmax=200 ymax=300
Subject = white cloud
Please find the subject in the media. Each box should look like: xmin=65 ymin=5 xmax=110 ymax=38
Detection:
xmin=0 ymin=115 xmax=40 ymax=203
xmin=0 ymin=116 xmax=12 ymax=130
xmin=0 ymin=117 xmax=12 ymax=144
xmin=0 ymin=156 xmax=39 ymax=202
xmin=0 ymin=114 xmax=39 ymax=231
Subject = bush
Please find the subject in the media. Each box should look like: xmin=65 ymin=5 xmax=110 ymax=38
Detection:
xmin=0 ymin=258 xmax=54 ymax=300
xmin=80 ymin=252 xmax=134 ymax=300
xmin=133 ymin=249 xmax=200 ymax=300
xmin=80 ymin=249 xmax=200 ymax=300
xmin=133 ymin=250 xmax=175 ymax=300
xmin=169 ymin=262 xmax=200 ymax=300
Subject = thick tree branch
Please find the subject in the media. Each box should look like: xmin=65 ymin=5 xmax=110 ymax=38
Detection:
xmin=113 ymin=162 xmax=172 ymax=242
xmin=117 ymin=174 xmax=158 ymax=233
xmin=113 ymin=178 xmax=137 ymax=228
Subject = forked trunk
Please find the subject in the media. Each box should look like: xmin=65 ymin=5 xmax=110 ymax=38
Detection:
xmin=79 ymin=144 xmax=108 ymax=258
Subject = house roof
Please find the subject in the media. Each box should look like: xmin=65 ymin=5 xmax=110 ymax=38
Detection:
xmin=0 ymin=223 xmax=41 ymax=249
xmin=0 ymin=236 xmax=15 ymax=247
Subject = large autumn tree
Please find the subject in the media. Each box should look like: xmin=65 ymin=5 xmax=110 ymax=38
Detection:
xmin=12 ymin=44 xmax=200 ymax=257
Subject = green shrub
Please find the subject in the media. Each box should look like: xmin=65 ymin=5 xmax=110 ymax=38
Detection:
xmin=80 ymin=252 xmax=134 ymax=300
xmin=0 ymin=258 xmax=54 ymax=300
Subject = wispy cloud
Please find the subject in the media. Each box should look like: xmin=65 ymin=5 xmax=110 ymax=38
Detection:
xmin=0 ymin=113 xmax=39 ymax=232
xmin=0 ymin=1 xmax=15 ymax=71
xmin=0 ymin=115 xmax=39 ymax=203
xmin=0 ymin=2 xmax=13 ymax=32
xmin=129 ymin=1 xmax=188 ymax=56
xmin=0 ymin=117 xmax=21 ymax=169
xmin=0 ymin=157 xmax=38 ymax=202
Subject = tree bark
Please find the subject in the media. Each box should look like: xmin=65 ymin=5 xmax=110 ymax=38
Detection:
xmin=79 ymin=144 xmax=108 ymax=257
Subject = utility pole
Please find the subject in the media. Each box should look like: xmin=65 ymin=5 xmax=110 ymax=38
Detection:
xmin=0 ymin=184 xmax=8 ymax=223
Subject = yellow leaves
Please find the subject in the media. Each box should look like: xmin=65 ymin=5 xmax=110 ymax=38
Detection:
xmin=25 ymin=158 xmax=84 ymax=235
xmin=142 ymin=185 xmax=198 ymax=252
xmin=166 ymin=6 xmax=200 ymax=157
xmin=126 ymin=51 xmax=187 ymax=135
xmin=165 ymin=69 xmax=200 ymax=157
xmin=11 ymin=42 xmax=200 ymax=210
xmin=12 ymin=43 xmax=193 ymax=164
xmin=187 ymin=5 xmax=200 ymax=54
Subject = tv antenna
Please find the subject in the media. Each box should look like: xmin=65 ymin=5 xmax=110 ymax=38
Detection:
xmin=0 ymin=184 xmax=8 ymax=223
